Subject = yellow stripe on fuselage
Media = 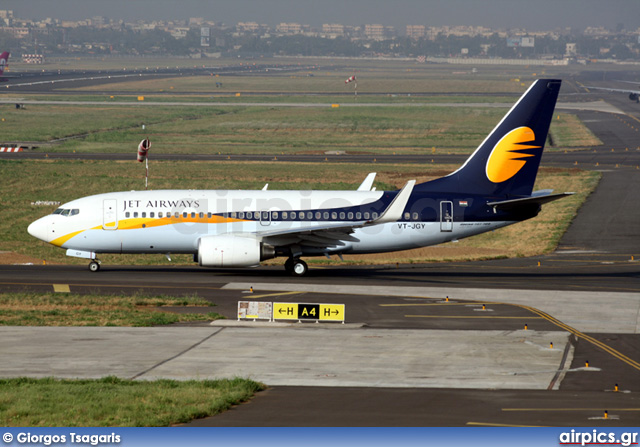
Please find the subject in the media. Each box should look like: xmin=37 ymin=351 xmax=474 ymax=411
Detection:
xmin=50 ymin=229 xmax=87 ymax=247
xmin=50 ymin=216 xmax=248 ymax=247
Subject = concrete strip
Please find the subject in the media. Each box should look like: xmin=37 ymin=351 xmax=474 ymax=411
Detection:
xmin=0 ymin=326 xmax=570 ymax=389
xmin=0 ymin=327 xmax=219 ymax=379
xmin=222 ymin=283 xmax=640 ymax=334
xmin=211 ymin=320 xmax=365 ymax=329
xmin=140 ymin=328 xmax=570 ymax=389
xmin=556 ymin=100 xmax=625 ymax=115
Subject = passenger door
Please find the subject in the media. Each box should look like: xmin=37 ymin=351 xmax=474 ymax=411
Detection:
xmin=440 ymin=201 xmax=453 ymax=232
xmin=103 ymin=199 xmax=118 ymax=230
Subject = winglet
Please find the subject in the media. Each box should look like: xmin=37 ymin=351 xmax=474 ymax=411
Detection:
xmin=357 ymin=172 xmax=377 ymax=191
xmin=371 ymin=180 xmax=415 ymax=224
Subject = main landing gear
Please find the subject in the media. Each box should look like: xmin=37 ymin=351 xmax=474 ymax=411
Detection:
xmin=88 ymin=260 xmax=101 ymax=272
xmin=284 ymin=257 xmax=308 ymax=276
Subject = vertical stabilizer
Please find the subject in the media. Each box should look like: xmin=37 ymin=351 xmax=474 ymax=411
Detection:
xmin=417 ymin=79 xmax=561 ymax=197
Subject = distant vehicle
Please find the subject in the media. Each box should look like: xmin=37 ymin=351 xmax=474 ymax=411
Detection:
xmin=28 ymin=79 xmax=571 ymax=276
xmin=0 ymin=51 xmax=9 ymax=79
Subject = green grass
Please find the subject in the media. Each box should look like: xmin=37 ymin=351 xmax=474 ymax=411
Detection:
xmin=0 ymin=292 xmax=223 ymax=326
xmin=0 ymin=376 xmax=265 ymax=426
xmin=66 ymin=72 xmax=529 ymax=94
xmin=548 ymin=113 xmax=602 ymax=148
xmin=0 ymin=101 xmax=596 ymax=154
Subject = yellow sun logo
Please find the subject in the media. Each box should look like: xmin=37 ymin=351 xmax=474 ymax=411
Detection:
xmin=485 ymin=127 xmax=540 ymax=183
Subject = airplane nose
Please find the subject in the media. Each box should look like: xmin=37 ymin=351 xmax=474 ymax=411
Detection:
xmin=28 ymin=217 xmax=49 ymax=242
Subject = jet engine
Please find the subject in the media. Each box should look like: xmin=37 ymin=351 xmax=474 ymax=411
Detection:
xmin=197 ymin=235 xmax=275 ymax=268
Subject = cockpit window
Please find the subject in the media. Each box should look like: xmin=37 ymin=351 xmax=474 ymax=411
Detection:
xmin=53 ymin=208 xmax=79 ymax=217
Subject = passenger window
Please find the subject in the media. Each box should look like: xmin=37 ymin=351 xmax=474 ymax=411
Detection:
xmin=323 ymin=212 xmax=329 ymax=220
xmin=134 ymin=212 xmax=138 ymax=218
xmin=272 ymin=211 xmax=279 ymax=220
xmin=315 ymin=212 xmax=321 ymax=220
xmin=412 ymin=212 xmax=419 ymax=220
xmin=247 ymin=212 xmax=252 ymax=219
xmin=231 ymin=212 xmax=236 ymax=219
xmin=207 ymin=212 xmax=212 ymax=218
xmin=239 ymin=212 xmax=245 ymax=219
xmin=348 ymin=212 xmax=353 ymax=219
xmin=150 ymin=212 xmax=155 ymax=218
xmin=199 ymin=212 xmax=203 ymax=218
xmin=364 ymin=212 xmax=370 ymax=219
xmin=339 ymin=212 xmax=345 ymax=219
xmin=190 ymin=212 xmax=195 ymax=218
xmin=299 ymin=211 xmax=305 ymax=219
xmin=404 ymin=212 xmax=410 ymax=220
xmin=142 ymin=212 xmax=146 ymax=218
xmin=372 ymin=212 xmax=378 ymax=219
xmin=307 ymin=211 xmax=313 ymax=219
xmin=158 ymin=212 xmax=162 ymax=218
xmin=331 ymin=212 xmax=337 ymax=220
xmin=125 ymin=212 xmax=130 ymax=218
xmin=174 ymin=212 xmax=179 ymax=218
xmin=282 ymin=211 xmax=288 ymax=220
xmin=356 ymin=212 xmax=362 ymax=220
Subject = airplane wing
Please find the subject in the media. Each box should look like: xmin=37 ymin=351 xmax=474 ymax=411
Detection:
xmin=259 ymin=180 xmax=415 ymax=248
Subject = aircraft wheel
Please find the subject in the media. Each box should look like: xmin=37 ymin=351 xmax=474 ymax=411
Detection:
xmin=88 ymin=261 xmax=100 ymax=272
xmin=291 ymin=259 xmax=308 ymax=277
xmin=284 ymin=258 xmax=294 ymax=273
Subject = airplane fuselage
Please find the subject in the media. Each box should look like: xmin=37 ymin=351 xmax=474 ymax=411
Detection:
xmin=29 ymin=189 xmax=518 ymax=258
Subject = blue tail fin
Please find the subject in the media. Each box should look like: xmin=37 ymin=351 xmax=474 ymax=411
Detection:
xmin=417 ymin=79 xmax=561 ymax=198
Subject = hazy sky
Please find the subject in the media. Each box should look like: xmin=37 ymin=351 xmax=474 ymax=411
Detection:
xmin=4 ymin=0 xmax=640 ymax=30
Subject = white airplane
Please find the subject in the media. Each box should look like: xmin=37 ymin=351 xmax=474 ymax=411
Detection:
xmin=583 ymin=81 xmax=640 ymax=102
xmin=28 ymin=79 xmax=571 ymax=276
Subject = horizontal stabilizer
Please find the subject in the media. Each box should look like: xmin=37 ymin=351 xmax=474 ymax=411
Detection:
xmin=487 ymin=192 xmax=574 ymax=211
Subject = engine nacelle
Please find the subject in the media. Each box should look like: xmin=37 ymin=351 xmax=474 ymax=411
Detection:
xmin=629 ymin=93 xmax=639 ymax=102
xmin=197 ymin=235 xmax=274 ymax=268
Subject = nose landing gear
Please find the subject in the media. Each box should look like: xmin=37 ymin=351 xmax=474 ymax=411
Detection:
xmin=88 ymin=260 xmax=101 ymax=272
